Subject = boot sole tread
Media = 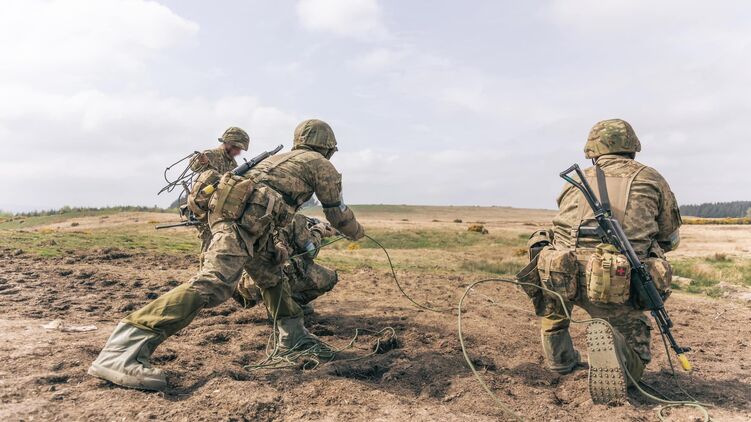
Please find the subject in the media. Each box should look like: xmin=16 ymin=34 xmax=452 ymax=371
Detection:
xmin=586 ymin=320 xmax=627 ymax=404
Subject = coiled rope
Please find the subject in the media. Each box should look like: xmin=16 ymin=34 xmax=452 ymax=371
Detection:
xmin=244 ymin=235 xmax=396 ymax=372
xmin=456 ymin=278 xmax=712 ymax=421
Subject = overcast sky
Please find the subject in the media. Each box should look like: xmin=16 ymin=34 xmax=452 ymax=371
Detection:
xmin=1 ymin=0 xmax=749 ymax=212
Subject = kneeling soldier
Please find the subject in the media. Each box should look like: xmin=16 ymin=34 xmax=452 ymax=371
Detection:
xmin=233 ymin=213 xmax=340 ymax=315
xmin=521 ymin=119 xmax=681 ymax=403
xmin=88 ymin=119 xmax=364 ymax=391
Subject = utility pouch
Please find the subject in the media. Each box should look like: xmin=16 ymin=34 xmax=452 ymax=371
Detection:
xmin=187 ymin=170 xmax=221 ymax=222
xmin=527 ymin=230 xmax=552 ymax=261
xmin=537 ymin=246 xmax=578 ymax=301
xmin=238 ymin=185 xmax=294 ymax=238
xmin=641 ymin=257 xmax=673 ymax=305
xmin=516 ymin=255 xmax=557 ymax=316
xmin=586 ymin=243 xmax=631 ymax=304
xmin=208 ymin=173 xmax=255 ymax=225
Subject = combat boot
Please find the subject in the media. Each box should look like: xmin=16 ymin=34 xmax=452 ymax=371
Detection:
xmin=87 ymin=322 xmax=167 ymax=391
xmin=277 ymin=316 xmax=335 ymax=361
xmin=541 ymin=329 xmax=581 ymax=374
xmin=586 ymin=320 xmax=631 ymax=404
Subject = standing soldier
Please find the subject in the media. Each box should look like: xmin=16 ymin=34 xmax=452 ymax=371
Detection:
xmin=522 ymin=119 xmax=681 ymax=403
xmin=233 ymin=213 xmax=340 ymax=315
xmin=188 ymin=127 xmax=250 ymax=257
xmin=88 ymin=119 xmax=365 ymax=391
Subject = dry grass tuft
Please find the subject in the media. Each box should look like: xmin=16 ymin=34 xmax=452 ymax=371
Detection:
xmin=683 ymin=217 xmax=751 ymax=225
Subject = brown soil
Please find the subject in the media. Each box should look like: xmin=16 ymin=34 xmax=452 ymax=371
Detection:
xmin=0 ymin=247 xmax=749 ymax=421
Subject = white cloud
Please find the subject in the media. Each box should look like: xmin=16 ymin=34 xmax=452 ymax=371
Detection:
xmin=1 ymin=0 xmax=749 ymax=212
xmin=348 ymin=47 xmax=408 ymax=72
xmin=0 ymin=0 xmax=198 ymax=87
xmin=296 ymin=0 xmax=387 ymax=40
xmin=0 ymin=89 xmax=297 ymax=211
xmin=0 ymin=0 xmax=296 ymax=212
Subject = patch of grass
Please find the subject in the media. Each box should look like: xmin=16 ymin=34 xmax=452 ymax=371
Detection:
xmin=460 ymin=258 xmax=525 ymax=276
xmin=1 ymin=226 xmax=198 ymax=257
xmin=332 ymin=228 xmax=496 ymax=250
xmin=349 ymin=205 xmax=420 ymax=214
xmin=0 ymin=208 xmax=178 ymax=230
xmin=683 ymin=217 xmax=751 ymax=225
xmin=671 ymin=257 xmax=751 ymax=297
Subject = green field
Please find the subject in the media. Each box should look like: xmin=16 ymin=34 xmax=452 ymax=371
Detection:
xmin=2 ymin=206 xmax=749 ymax=298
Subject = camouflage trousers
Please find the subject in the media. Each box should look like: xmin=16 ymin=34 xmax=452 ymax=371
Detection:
xmin=124 ymin=221 xmax=302 ymax=338
xmin=235 ymin=257 xmax=338 ymax=308
xmin=196 ymin=223 xmax=212 ymax=269
xmin=540 ymin=272 xmax=652 ymax=381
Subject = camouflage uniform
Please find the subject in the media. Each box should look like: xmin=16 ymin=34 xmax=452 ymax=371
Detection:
xmin=89 ymin=120 xmax=364 ymax=390
xmin=189 ymin=146 xmax=238 ymax=174
xmin=188 ymin=127 xmax=249 ymax=257
xmin=126 ymin=119 xmax=362 ymax=334
xmin=528 ymin=119 xmax=681 ymax=386
xmin=189 ymin=146 xmax=238 ymax=256
xmin=234 ymin=214 xmax=339 ymax=310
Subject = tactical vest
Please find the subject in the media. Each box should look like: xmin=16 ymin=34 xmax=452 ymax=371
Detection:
xmin=573 ymin=162 xmax=647 ymax=248
xmin=249 ymin=150 xmax=311 ymax=209
xmin=187 ymin=169 xmax=221 ymax=222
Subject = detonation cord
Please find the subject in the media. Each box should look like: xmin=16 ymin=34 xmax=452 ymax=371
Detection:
xmin=244 ymin=235 xmax=396 ymax=372
xmin=159 ymin=151 xmax=199 ymax=197
xmin=357 ymin=236 xmax=711 ymax=420
xmin=246 ymin=233 xmax=711 ymax=421
xmin=457 ymin=278 xmax=712 ymax=422
xmin=364 ymin=234 xmax=455 ymax=314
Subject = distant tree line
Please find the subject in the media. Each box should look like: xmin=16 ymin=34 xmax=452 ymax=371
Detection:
xmin=680 ymin=201 xmax=751 ymax=218
xmin=9 ymin=206 xmax=172 ymax=217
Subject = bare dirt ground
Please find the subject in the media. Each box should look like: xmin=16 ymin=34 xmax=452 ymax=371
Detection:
xmin=1 ymin=207 xmax=750 ymax=421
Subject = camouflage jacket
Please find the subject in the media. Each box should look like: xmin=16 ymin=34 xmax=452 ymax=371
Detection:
xmin=248 ymin=147 xmax=364 ymax=240
xmin=552 ymin=155 xmax=682 ymax=258
xmin=190 ymin=146 xmax=237 ymax=174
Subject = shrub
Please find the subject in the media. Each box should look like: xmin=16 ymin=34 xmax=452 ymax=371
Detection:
xmin=468 ymin=224 xmax=489 ymax=234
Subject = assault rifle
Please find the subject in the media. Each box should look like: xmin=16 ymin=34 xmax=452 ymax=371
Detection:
xmin=155 ymin=206 xmax=201 ymax=229
xmin=560 ymin=163 xmax=692 ymax=371
xmin=155 ymin=144 xmax=284 ymax=230
xmin=201 ymin=144 xmax=284 ymax=195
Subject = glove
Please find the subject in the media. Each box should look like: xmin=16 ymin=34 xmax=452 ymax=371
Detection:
xmin=273 ymin=241 xmax=289 ymax=265
xmin=311 ymin=222 xmax=338 ymax=238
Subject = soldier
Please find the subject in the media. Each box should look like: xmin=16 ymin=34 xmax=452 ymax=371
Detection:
xmin=523 ymin=119 xmax=681 ymax=403
xmin=233 ymin=213 xmax=339 ymax=315
xmin=189 ymin=127 xmax=250 ymax=256
xmin=88 ymin=119 xmax=365 ymax=391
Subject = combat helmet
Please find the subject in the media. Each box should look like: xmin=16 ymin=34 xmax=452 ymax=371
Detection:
xmin=218 ymin=126 xmax=250 ymax=151
xmin=584 ymin=119 xmax=641 ymax=159
xmin=293 ymin=119 xmax=338 ymax=158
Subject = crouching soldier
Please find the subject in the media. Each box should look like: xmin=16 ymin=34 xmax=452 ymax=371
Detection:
xmin=519 ymin=119 xmax=681 ymax=403
xmin=233 ymin=213 xmax=339 ymax=315
xmin=188 ymin=127 xmax=249 ymax=258
xmin=88 ymin=119 xmax=365 ymax=391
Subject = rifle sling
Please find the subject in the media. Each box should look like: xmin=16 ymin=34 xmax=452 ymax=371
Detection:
xmin=595 ymin=164 xmax=612 ymax=214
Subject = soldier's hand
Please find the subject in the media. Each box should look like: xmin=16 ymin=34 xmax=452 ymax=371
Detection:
xmin=273 ymin=241 xmax=289 ymax=265
xmin=311 ymin=222 xmax=338 ymax=238
xmin=196 ymin=153 xmax=209 ymax=166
